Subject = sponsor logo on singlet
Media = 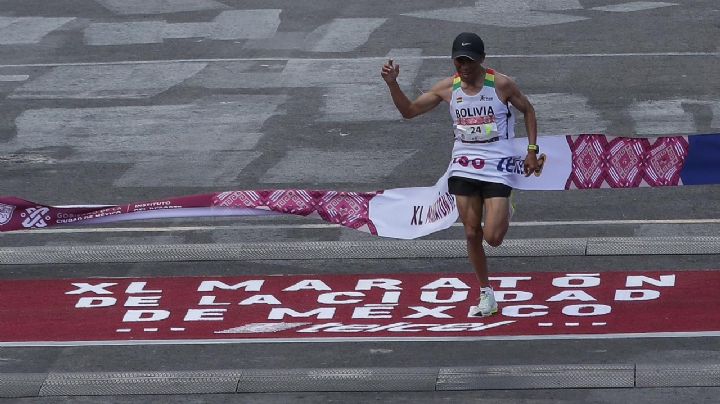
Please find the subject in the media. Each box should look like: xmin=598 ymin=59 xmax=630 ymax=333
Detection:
xmin=497 ymin=156 xmax=525 ymax=175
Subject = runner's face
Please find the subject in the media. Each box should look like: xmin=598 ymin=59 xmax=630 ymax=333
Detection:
xmin=453 ymin=57 xmax=482 ymax=82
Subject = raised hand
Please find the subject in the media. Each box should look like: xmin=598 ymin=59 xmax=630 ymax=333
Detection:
xmin=381 ymin=59 xmax=400 ymax=84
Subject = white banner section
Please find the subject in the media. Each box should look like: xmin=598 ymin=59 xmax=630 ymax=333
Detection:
xmin=508 ymin=135 xmax=573 ymax=190
xmin=370 ymin=170 xmax=458 ymax=239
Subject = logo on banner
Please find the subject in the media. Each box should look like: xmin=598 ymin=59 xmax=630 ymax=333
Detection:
xmin=21 ymin=207 xmax=51 ymax=228
xmin=0 ymin=203 xmax=15 ymax=226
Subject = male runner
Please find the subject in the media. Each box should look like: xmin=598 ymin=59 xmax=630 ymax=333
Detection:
xmin=381 ymin=32 xmax=540 ymax=316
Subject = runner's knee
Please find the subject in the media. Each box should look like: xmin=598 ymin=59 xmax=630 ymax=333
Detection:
xmin=484 ymin=232 xmax=504 ymax=247
xmin=463 ymin=223 xmax=483 ymax=242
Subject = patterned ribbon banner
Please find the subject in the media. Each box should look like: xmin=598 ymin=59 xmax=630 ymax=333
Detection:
xmin=1 ymin=134 xmax=718 ymax=239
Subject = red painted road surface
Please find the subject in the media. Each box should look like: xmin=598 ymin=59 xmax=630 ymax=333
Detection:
xmin=1 ymin=271 xmax=718 ymax=344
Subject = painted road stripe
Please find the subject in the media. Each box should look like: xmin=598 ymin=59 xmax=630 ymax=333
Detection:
xmin=2 ymin=218 xmax=719 ymax=235
xmin=591 ymin=2 xmax=677 ymax=13
xmin=0 ymin=74 xmax=29 ymax=82
xmin=0 ymin=16 xmax=75 ymax=45
xmin=10 ymin=62 xmax=208 ymax=100
xmin=0 ymin=52 xmax=717 ymax=68
xmin=85 ymin=10 xmax=281 ymax=46
xmin=94 ymin=0 xmax=229 ymax=15
xmin=2 ymin=332 xmax=720 ymax=347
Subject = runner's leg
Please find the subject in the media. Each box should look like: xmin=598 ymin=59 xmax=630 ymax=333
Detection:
xmin=482 ymin=196 xmax=511 ymax=247
xmin=455 ymin=195 xmax=490 ymax=287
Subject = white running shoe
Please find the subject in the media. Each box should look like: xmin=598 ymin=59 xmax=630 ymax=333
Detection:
xmin=470 ymin=287 xmax=498 ymax=317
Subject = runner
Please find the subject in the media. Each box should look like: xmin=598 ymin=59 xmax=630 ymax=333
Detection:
xmin=381 ymin=32 xmax=540 ymax=316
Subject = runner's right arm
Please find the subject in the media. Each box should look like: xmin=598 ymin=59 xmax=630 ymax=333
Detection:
xmin=381 ymin=59 xmax=451 ymax=119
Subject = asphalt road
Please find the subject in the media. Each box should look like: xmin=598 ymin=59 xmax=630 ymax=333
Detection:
xmin=1 ymin=0 xmax=719 ymax=401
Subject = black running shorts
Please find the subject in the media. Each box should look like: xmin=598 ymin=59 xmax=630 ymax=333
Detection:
xmin=448 ymin=176 xmax=512 ymax=198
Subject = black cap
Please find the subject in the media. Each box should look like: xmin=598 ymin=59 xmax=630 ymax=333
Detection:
xmin=451 ymin=32 xmax=485 ymax=60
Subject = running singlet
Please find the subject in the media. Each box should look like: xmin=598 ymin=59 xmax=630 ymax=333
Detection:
xmin=448 ymin=68 xmax=518 ymax=185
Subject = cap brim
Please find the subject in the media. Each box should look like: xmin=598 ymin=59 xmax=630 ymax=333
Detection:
xmin=452 ymin=51 xmax=481 ymax=60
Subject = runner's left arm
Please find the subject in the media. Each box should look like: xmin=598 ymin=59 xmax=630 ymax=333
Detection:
xmin=503 ymin=79 xmax=540 ymax=177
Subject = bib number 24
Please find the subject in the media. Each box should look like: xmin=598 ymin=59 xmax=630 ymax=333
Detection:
xmin=457 ymin=122 xmax=498 ymax=142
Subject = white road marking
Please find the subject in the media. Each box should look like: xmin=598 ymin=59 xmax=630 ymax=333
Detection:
xmin=3 ymin=218 xmax=719 ymax=235
xmin=0 ymin=17 xmax=75 ymax=45
xmin=9 ymin=96 xmax=285 ymax=187
xmin=591 ymin=2 xmax=677 ymax=12
xmin=403 ymin=1 xmax=588 ymax=28
xmin=306 ymin=18 xmax=386 ymax=52
xmin=2 ymin=331 xmax=720 ymax=346
xmin=94 ymin=0 xmax=228 ymax=15
xmin=528 ymin=93 xmax=609 ymax=134
xmin=116 ymin=151 xmax=264 ymax=187
xmin=244 ymin=31 xmax=310 ymax=51
xmin=84 ymin=22 xmax=163 ymax=45
xmin=184 ymin=60 xmax=281 ymax=89
xmin=185 ymin=49 xmax=423 ymax=89
xmin=10 ymin=62 xmax=207 ymax=99
xmin=84 ymin=10 xmax=281 ymax=46
xmin=210 ymin=10 xmax=282 ymax=41
xmin=13 ymin=99 xmax=278 ymax=153
xmin=319 ymin=49 xmax=422 ymax=121
xmin=709 ymin=102 xmax=720 ymax=130
xmin=0 ymin=75 xmax=29 ymax=82
xmin=527 ymin=0 xmax=584 ymax=11
xmin=320 ymin=84 xmax=403 ymax=121
xmin=629 ymin=99 xmax=715 ymax=135
xmin=0 ymin=52 xmax=716 ymax=69
xmin=261 ymin=149 xmax=418 ymax=183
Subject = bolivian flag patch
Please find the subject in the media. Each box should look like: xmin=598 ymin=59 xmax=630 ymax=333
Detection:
xmin=456 ymin=97 xmax=463 ymax=104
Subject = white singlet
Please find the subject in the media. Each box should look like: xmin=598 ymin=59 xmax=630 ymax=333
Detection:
xmin=448 ymin=68 xmax=520 ymax=185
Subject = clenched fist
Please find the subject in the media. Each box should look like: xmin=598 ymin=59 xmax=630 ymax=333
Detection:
xmin=381 ymin=59 xmax=400 ymax=84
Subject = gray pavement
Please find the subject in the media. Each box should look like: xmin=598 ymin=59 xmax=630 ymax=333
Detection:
xmin=7 ymin=389 xmax=720 ymax=404
xmin=1 ymin=0 xmax=720 ymax=400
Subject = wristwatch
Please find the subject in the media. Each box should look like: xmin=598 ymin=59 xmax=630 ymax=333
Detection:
xmin=527 ymin=144 xmax=539 ymax=153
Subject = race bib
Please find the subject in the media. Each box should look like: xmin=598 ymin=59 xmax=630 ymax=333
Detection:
xmin=454 ymin=121 xmax=498 ymax=142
